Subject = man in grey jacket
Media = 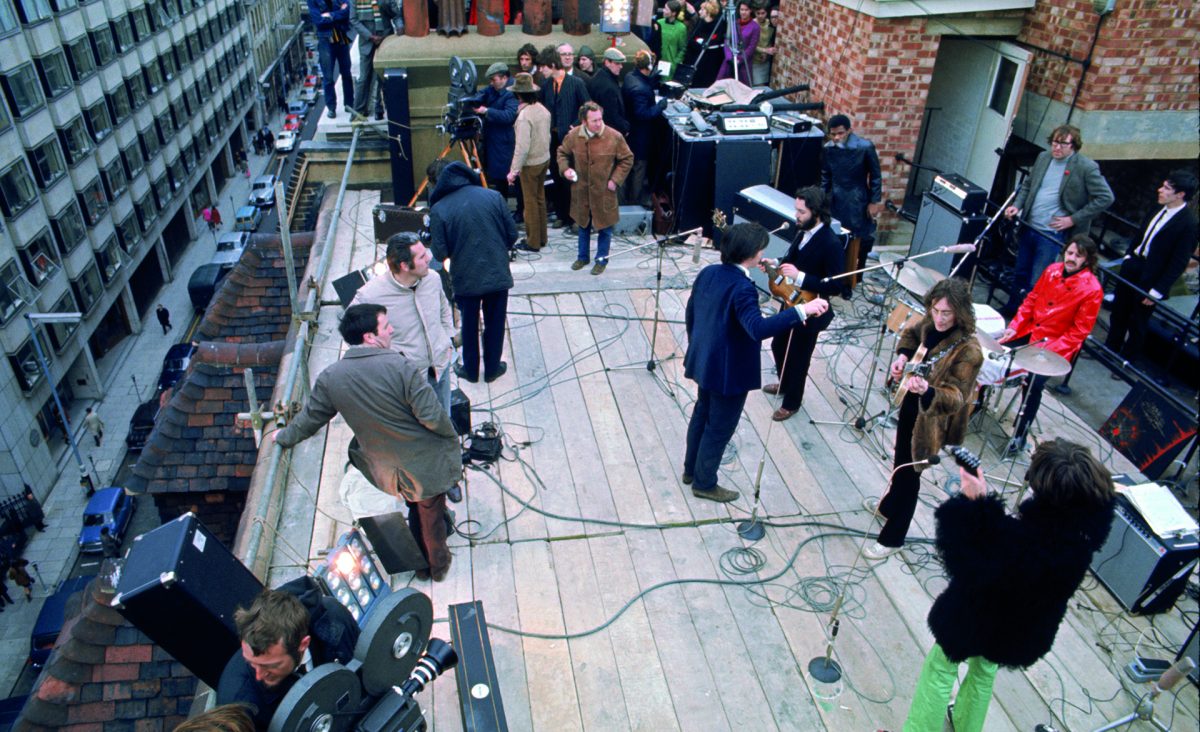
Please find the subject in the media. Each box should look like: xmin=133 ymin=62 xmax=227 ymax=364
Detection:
xmin=1002 ymin=124 xmax=1113 ymax=315
xmin=273 ymin=303 xmax=459 ymax=581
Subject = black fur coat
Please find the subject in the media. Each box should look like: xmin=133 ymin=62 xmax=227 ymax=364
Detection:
xmin=927 ymin=493 xmax=1114 ymax=668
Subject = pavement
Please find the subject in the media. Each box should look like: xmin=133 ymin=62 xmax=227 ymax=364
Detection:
xmin=0 ymin=103 xmax=298 ymax=699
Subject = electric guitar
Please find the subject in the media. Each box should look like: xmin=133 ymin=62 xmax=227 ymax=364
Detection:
xmin=890 ymin=344 xmax=930 ymax=406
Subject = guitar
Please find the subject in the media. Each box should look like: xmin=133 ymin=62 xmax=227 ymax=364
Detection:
xmin=890 ymin=343 xmax=929 ymax=406
xmin=711 ymin=209 xmax=817 ymax=310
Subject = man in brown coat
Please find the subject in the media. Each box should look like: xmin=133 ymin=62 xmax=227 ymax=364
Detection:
xmin=273 ymin=303 xmax=460 ymax=580
xmin=557 ymin=101 xmax=634 ymax=275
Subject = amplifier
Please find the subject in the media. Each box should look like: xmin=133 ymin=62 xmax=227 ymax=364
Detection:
xmin=769 ymin=113 xmax=817 ymax=134
xmin=929 ymin=173 xmax=987 ymax=217
xmin=451 ymin=387 xmax=471 ymax=436
xmin=1090 ymin=494 xmax=1198 ymax=615
xmin=714 ymin=112 xmax=770 ymax=135
xmin=112 ymin=513 xmax=264 ymax=688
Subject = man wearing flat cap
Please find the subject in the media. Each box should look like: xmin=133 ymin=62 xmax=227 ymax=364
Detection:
xmin=477 ymin=62 xmax=520 ymax=201
xmin=586 ymin=48 xmax=631 ymax=138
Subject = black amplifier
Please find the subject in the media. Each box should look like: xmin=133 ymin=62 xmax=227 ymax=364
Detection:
xmin=929 ymin=173 xmax=987 ymax=217
xmin=1090 ymin=494 xmax=1198 ymax=615
xmin=112 ymin=513 xmax=264 ymax=688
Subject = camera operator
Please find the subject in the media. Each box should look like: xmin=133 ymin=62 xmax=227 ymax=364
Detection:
xmin=217 ymin=578 xmax=360 ymax=730
xmin=475 ymin=63 xmax=519 ymax=201
xmin=902 ymin=440 xmax=1115 ymax=731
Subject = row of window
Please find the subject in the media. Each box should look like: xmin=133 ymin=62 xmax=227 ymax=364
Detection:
xmin=1 ymin=0 xmax=243 ymax=37
xmin=0 ymin=71 xmax=256 ymax=336
xmin=0 ymin=14 xmax=249 ymax=123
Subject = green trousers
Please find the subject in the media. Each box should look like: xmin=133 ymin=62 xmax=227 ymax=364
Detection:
xmin=904 ymin=643 xmax=999 ymax=732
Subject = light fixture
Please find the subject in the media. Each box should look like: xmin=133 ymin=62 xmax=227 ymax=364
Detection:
xmin=317 ymin=529 xmax=391 ymax=624
xmin=600 ymin=0 xmax=632 ymax=34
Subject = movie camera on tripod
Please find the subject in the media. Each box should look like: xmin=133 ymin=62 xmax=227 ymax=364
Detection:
xmin=437 ymin=56 xmax=485 ymax=141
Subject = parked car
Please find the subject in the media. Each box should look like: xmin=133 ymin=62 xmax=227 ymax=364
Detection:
xmin=211 ymin=231 xmax=249 ymax=267
xmin=78 ymin=488 xmax=136 ymax=554
xmin=234 ymin=204 xmax=263 ymax=232
xmin=248 ymin=175 xmax=278 ymax=207
xmin=303 ymin=73 xmax=319 ymax=88
xmin=298 ymin=86 xmax=318 ymax=105
xmin=275 ymin=130 xmax=299 ymax=153
xmin=0 ymin=695 xmax=28 ymax=731
xmin=287 ymin=100 xmax=309 ymax=117
xmin=157 ymin=342 xmax=197 ymax=391
xmin=282 ymin=114 xmax=301 ymax=132
xmin=29 ymin=575 xmax=95 ymax=668
xmin=124 ymin=398 xmax=161 ymax=451
xmin=188 ymin=263 xmax=230 ymax=311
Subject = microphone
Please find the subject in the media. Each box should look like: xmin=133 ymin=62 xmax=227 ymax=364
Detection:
xmin=768 ymin=222 xmax=791 ymax=236
xmin=895 ymin=152 xmax=907 ymax=162
xmin=987 ymin=350 xmax=1007 ymax=361
xmin=941 ymin=243 xmax=976 ymax=254
xmin=926 ymin=454 xmax=941 ymax=466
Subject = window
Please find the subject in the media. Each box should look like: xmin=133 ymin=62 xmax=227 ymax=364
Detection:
xmin=108 ymin=84 xmax=131 ymax=124
xmin=27 ymin=138 xmax=66 ymax=188
xmin=131 ymin=7 xmax=151 ymax=39
xmin=84 ymin=98 xmax=113 ymax=142
xmin=67 ymin=36 xmax=97 ymax=81
xmin=153 ymin=0 xmax=174 ymax=27
xmin=155 ymin=115 xmax=171 ymax=143
xmin=134 ymin=191 xmax=155 ymax=231
xmin=123 ymin=141 xmax=144 ymax=178
xmin=71 ymin=261 xmax=103 ymax=313
xmin=78 ymin=177 xmax=108 ymax=224
xmin=49 ymin=0 xmax=77 ymax=11
xmin=186 ymin=32 xmax=201 ymax=59
xmin=160 ymin=49 xmax=177 ymax=81
xmin=140 ymin=124 xmax=160 ymax=159
xmin=186 ymin=84 xmax=200 ymax=112
xmin=36 ymin=51 xmax=72 ymax=98
xmin=145 ymin=61 xmax=164 ymax=95
xmin=58 ymin=116 xmax=93 ymax=164
xmin=20 ymin=228 xmax=59 ymax=286
xmin=51 ymin=202 xmax=88 ymax=253
xmin=102 ymin=156 xmax=126 ymax=199
xmin=169 ymin=97 xmax=185 ymax=130
xmin=115 ymin=213 xmax=139 ymax=253
xmin=95 ymin=235 xmax=123 ymax=283
xmin=152 ymin=173 xmax=170 ymax=209
xmin=126 ymin=73 xmax=147 ymax=109
xmin=111 ymin=16 xmax=134 ymax=54
xmin=44 ymin=292 xmax=79 ymax=351
xmin=0 ymin=1 xmax=18 ymax=34
xmin=1 ymin=64 xmax=46 ymax=117
xmin=0 ymin=99 xmax=9 ymax=133
xmin=0 ymin=161 xmax=38 ymax=217
xmin=0 ymin=259 xmax=31 ymax=324
xmin=8 ymin=334 xmax=50 ymax=392
xmin=90 ymin=26 xmax=116 ymax=67
xmin=989 ymin=57 xmax=1019 ymax=116
xmin=166 ymin=155 xmax=185 ymax=191
xmin=15 ymin=0 xmax=52 ymax=25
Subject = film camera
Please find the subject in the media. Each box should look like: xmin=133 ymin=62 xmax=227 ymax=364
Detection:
xmin=438 ymin=56 xmax=485 ymax=141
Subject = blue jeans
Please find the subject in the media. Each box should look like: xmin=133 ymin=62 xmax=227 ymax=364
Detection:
xmin=455 ymin=290 xmax=509 ymax=381
xmin=318 ymin=39 xmax=354 ymax=112
xmin=577 ymin=223 xmax=613 ymax=263
xmin=683 ymin=387 xmax=747 ymax=491
xmin=429 ymin=365 xmax=451 ymax=415
xmin=1009 ymin=225 xmax=1063 ymax=306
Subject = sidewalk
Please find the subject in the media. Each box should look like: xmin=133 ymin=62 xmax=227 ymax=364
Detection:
xmin=0 ymin=107 xmax=289 ymax=698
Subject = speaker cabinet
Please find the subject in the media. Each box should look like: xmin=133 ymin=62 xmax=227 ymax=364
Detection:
xmin=112 ymin=513 xmax=264 ymax=688
xmin=910 ymin=193 xmax=987 ymax=276
xmin=1090 ymin=495 xmax=1198 ymax=615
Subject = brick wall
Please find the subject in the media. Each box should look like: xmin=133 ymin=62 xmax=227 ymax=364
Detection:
xmin=1019 ymin=0 xmax=1196 ymax=112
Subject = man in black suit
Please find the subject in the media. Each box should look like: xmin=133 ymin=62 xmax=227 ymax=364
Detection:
xmin=683 ymin=223 xmax=829 ymax=503
xmin=538 ymin=46 xmax=591 ymax=233
xmin=1104 ymin=170 xmax=1198 ymax=366
xmin=763 ymin=187 xmax=846 ymax=421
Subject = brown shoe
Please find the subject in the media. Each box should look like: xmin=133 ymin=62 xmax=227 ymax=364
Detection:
xmin=571 ymin=259 xmax=589 ymax=271
xmin=692 ymin=485 xmax=739 ymax=503
xmin=771 ymin=407 xmax=797 ymax=422
xmin=431 ymin=555 xmax=453 ymax=582
xmin=762 ymin=383 xmax=781 ymax=395
xmin=590 ymin=261 xmax=607 ymax=275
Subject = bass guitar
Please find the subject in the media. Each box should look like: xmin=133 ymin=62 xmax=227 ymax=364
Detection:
xmin=711 ymin=209 xmax=817 ymax=310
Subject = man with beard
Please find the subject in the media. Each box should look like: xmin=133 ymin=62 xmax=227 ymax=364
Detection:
xmin=762 ymin=186 xmax=845 ymax=421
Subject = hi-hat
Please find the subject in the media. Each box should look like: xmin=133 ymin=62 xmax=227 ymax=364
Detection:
xmin=1012 ymin=347 xmax=1072 ymax=377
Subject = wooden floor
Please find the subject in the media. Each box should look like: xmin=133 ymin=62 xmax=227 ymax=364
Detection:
xmin=274 ymin=192 xmax=1199 ymax=732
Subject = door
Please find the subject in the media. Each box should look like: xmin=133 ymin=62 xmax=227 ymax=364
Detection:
xmin=964 ymin=41 xmax=1031 ymax=193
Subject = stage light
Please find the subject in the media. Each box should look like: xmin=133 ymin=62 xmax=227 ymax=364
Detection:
xmin=318 ymin=529 xmax=391 ymax=624
xmin=600 ymin=0 xmax=632 ymax=33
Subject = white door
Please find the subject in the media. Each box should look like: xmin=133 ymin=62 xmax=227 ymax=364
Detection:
xmin=964 ymin=41 xmax=1031 ymax=193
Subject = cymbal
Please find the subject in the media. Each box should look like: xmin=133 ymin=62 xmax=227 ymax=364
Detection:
xmin=1012 ymin=346 xmax=1072 ymax=377
xmin=880 ymin=255 xmax=946 ymax=298
xmin=975 ymin=330 xmax=1005 ymax=355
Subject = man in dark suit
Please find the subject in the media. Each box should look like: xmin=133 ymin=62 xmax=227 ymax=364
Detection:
xmin=1002 ymin=124 xmax=1114 ymax=314
xmin=1104 ymin=170 xmax=1198 ymax=365
xmin=683 ymin=223 xmax=829 ymax=503
xmin=585 ymin=48 xmax=630 ymax=138
xmin=538 ymin=46 xmax=591 ymax=233
xmin=763 ymin=186 xmax=846 ymax=422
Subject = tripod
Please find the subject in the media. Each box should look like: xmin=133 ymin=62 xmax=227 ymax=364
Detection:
xmin=407 ymin=133 xmax=488 ymax=206
xmin=604 ymin=227 xmax=704 ymax=397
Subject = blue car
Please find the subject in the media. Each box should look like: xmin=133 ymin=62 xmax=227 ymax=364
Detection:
xmin=29 ymin=575 xmax=95 ymax=668
xmin=78 ymin=488 xmax=136 ymax=554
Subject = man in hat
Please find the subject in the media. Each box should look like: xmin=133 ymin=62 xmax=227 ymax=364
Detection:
xmin=476 ymin=62 xmax=519 ymax=201
xmin=508 ymin=72 xmax=551 ymax=251
xmin=586 ymin=48 xmax=631 ymax=139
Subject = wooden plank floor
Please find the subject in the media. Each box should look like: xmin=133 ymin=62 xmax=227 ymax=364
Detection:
xmin=275 ymin=192 xmax=1199 ymax=732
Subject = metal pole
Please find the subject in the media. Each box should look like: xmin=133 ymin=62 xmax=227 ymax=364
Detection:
xmin=25 ymin=315 xmax=89 ymax=485
xmin=276 ymin=181 xmax=299 ymax=316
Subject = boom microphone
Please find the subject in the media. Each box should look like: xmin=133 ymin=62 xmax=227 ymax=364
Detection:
xmin=769 ymin=222 xmax=791 ymax=236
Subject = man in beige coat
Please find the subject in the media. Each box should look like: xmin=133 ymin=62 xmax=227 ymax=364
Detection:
xmin=557 ymin=101 xmax=634 ymax=275
xmin=507 ymin=72 xmax=551 ymax=251
xmin=273 ymin=303 xmax=460 ymax=581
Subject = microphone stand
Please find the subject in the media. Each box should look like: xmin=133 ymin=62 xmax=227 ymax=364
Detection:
xmin=949 ymin=190 xmax=1017 ymax=284
xmin=808 ymin=457 xmax=936 ymax=695
xmin=808 ymin=244 xmax=978 ymax=459
xmin=991 ymin=336 xmax=1049 ymax=462
xmin=604 ymin=228 xmax=705 ymax=397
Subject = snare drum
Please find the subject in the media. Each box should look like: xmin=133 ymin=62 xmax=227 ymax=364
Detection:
xmin=887 ymin=301 xmax=925 ymax=334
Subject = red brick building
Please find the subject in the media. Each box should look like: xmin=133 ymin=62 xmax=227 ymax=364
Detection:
xmin=771 ymin=0 xmax=1197 ymax=230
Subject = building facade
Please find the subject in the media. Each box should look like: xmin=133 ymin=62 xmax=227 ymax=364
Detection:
xmin=0 ymin=0 xmax=258 ymax=493
xmin=246 ymin=0 xmax=305 ymax=126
